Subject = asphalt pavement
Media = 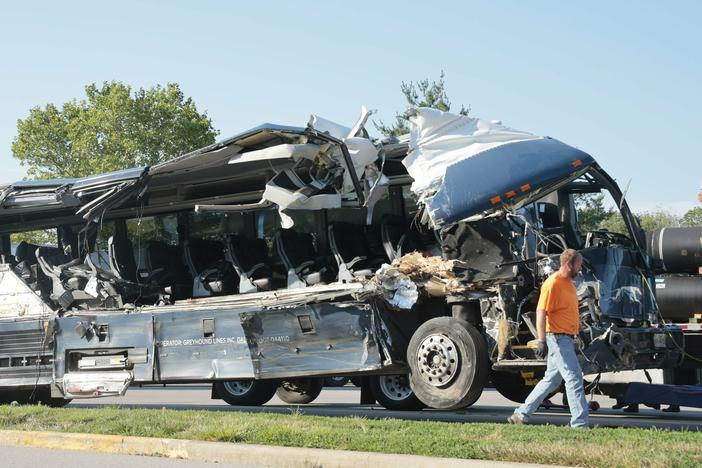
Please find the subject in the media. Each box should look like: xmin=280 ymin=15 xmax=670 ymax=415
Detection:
xmin=69 ymin=384 xmax=702 ymax=430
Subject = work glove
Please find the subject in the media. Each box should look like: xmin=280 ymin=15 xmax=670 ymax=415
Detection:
xmin=535 ymin=340 xmax=548 ymax=360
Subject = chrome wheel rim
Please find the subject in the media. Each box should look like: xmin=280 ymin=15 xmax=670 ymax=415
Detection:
xmin=416 ymin=334 xmax=459 ymax=387
xmin=378 ymin=375 xmax=414 ymax=401
xmin=222 ymin=380 xmax=254 ymax=396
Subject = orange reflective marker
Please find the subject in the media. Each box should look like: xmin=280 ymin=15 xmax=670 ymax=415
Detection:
xmin=572 ymin=159 xmax=582 ymax=168
xmin=505 ymin=190 xmax=517 ymax=199
xmin=520 ymin=184 xmax=531 ymax=192
xmin=490 ymin=195 xmax=502 ymax=205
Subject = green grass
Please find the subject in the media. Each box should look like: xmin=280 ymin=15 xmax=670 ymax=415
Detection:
xmin=0 ymin=405 xmax=700 ymax=467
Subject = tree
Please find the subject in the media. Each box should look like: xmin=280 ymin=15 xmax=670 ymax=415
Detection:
xmin=10 ymin=229 xmax=57 ymax=247
xmin=599 ymin=209 xmax=679 ymax=235
xmin=12 ymin=81 xmax=218 ymax=179
xmin=636 ymin=210 xmax=680 ymax=231
xmin=598 ymin=212 xmax=628 ymax=235
xmin=375 ymin=71 xmax=470 ymax=137
xmin=680 ymin=207 xmax=702 ymax=227
xmin=574 ymin=193 xmax=614 ymax=232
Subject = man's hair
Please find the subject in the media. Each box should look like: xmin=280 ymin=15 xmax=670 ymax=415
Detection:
xmin=560 ymin=248 xmax=581 ymax=267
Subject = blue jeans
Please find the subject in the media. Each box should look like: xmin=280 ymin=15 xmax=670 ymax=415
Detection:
xmin=514 ymin=334 xmax=589 ymax=428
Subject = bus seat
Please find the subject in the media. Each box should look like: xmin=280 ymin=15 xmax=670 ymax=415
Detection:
xmin=183 ymin=238 xmax=236 ymax=297
xmin=327 ymin=222 xmax=384 ymax=282
xmin=380 ymin=215 xmax=425 ymax=262
xmin=275 ymin=229 xmax=333 ymax=288
xmin=225 ymin=235 xmax=274 ymax=293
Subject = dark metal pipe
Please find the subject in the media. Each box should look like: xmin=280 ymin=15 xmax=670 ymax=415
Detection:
xmin=646 ymin=227 xmax=702 ymax=274
xmin=655 ymin=276 xmax=702 ymax=322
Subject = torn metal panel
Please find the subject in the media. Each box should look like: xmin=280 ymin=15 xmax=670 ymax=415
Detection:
xmin=150 ymin=144 xmax=243 ymax=177
xmin=308 ymin=106 xmax=379 ymax=205
xmin=71 ymin=166 xmax=146 ymax=195
xmin=0 ymin=110 xmax=382 ymax=230
xmin=442 ymin=216 xmax=525 ymax=285
xmin=147 ymin=123 xmax=313 ymax=180
xmin=51 ymin=288 xmax=390 ymax=390
xmin=240 ymin=301 xmax=385 ymax=379
xmin=263 ymin=168 xmax=342 ymax=229
xmin=228 ymin=143 xmax=323 ymax=165
xmin=158 ymin=282 xmax=375 ymax=312
xmin=404 ymin=107 xmax=595 ymax=226
xmin=53 ymin=312 xmax=155 ymax=383
xmin=194 ymin=200 xmax=273 ymax=214
xmin=51 ymin=284 xmax=384 ymax=381
xmin=62 ymin=371 xmax=132 ymax=398
xmin=72 ymin=167 xmax=149 ymax=221
xmin=0 ymin=265 xmax=54 ymax=320
xmin=178 ymin=113 xmax=381 ymax=228
xmin=0 ymin=179 xmax=80 ymax=213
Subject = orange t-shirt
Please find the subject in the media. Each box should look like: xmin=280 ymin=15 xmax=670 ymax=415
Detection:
xmin=537 ymin=273 xmax=580 ymax=335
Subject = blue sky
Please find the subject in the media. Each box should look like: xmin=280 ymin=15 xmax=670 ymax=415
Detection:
xmin=1 ymin=1 xmax=700 ymax=214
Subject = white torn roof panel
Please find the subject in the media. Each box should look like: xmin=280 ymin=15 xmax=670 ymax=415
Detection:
xmin=403 ymin=107 xmax=595 ymax=226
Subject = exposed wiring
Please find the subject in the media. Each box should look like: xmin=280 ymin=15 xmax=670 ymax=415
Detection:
xmin=29 ymin=317 xmax=51 ymax=403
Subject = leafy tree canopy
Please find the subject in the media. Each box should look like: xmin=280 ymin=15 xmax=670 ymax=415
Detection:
xmin=636 ymin=210 xmax=680 ymax=231
xmin=375 ymin=71 xmax=470 ymax=137
xmin=576 ymin=193 xmax=682 ymax=235
xmin=12 ymin=81 xmax=218 ymax=179
xmin=574 ymin=194 xmax=614 ymax=232
xmin=680 ymin=206 xmax=702 ymax=227
xmin=596 ymin=208 xmax=680 ymax=235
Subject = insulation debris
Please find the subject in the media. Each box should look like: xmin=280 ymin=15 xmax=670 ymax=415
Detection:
xmin=371 ymin=252 xmax=465 ymax=309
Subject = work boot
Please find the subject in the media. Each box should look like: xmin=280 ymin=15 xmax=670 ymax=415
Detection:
xmin=508 ymin=413 xmax=525 ymax=425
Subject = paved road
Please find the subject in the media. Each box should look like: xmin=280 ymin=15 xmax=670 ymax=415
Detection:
xmin=1 ymin=445 xmax=258 ymax=468
xmin=70 ymin=385 xmax=702 ymax=430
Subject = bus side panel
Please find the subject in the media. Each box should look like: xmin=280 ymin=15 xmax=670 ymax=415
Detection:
xmin=0 ymin=319 xmax=51 ymax=390
xmin=54 ymin=313 xmax=155 ymax=382
xmin=240 ymin=302 xmax=384 ymax=380
xmin=154 ymin=309 xmax=255 ymax=381
xmin=54 ymin=300 xmax=386 ymax=386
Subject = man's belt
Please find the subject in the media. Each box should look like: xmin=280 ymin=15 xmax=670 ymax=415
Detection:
xmin=549 ymin=332 xmax=576 ymax=338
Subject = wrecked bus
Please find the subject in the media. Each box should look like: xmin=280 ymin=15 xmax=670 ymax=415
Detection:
xmin=0 ymin=107 xmax=688 ymax=410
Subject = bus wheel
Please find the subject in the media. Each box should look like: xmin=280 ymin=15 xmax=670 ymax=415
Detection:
xmin=323 ymin=376 xmax=349 ymax=387
xmin=371 ymin=374 xmax=425 ymax=411
xmin=407 ymin=317 xmax=489 ymax=410
xmin=275 ymin=378 xmax=323 ymax=404
xmin=214 ymin=379 xmax=278 ymax=406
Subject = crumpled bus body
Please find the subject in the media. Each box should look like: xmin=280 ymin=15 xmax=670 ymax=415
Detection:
xmin=0 ymin=106 xmax=684 ymax=404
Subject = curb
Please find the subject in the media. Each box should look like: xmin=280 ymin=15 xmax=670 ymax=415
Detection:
xmin=0 ymin=430 xmax=547 ymax=467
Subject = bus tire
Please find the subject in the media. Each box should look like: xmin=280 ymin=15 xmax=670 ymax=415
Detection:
xmin=275 ymin=378 xmax=323 ymax=404
xmin=323 ymin=376 xmax=349 ymax=387
xmin=214 ymin=379 xmax=278 ymax=406
xmin=370 ymin=374 xmax=425 ymax=411
xmin=407 ymin=317 xmax=489 ymax=410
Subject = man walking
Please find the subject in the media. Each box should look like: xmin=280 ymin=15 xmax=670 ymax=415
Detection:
xmin=508 ymin=248 xmax=589 ymax=428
